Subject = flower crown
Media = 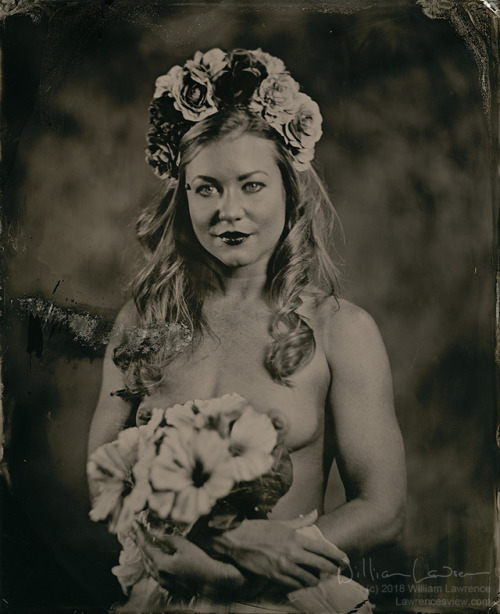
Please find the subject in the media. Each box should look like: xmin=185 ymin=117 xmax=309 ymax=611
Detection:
xmin=146 ymin=48 xmax=323 ymax=180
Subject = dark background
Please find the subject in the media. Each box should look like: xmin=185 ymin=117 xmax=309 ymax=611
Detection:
xmin=1 ymin=1 xmax=498 ymax=612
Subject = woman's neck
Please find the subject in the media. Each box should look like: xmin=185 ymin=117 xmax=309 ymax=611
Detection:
xmin=208 ymin=261 xmax=269 ymax=303
xmin=220 ymin=275 xmax=267 ymax=302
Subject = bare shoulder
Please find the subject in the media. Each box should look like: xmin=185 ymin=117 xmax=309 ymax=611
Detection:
xmin=317 ymin=296 xmax=374 ymax=326
xmin=315 ymin=297 xmax=390 ymax=373
xmin=114 ymin=298 xmax=140 ymax=328
xmin=107 ymin=299 xmax=141 ymax=348
xmin=316 ymin=297 xmax=383 ymax=344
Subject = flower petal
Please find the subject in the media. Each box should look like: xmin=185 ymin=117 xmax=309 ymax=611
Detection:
xmin=89 ymin=482 xmax=125 ymax=523
xmin=193 ymin=429 xmax=232 ymax=470
xmin=154 ymin=66 xmax=182 ymax=99
xmin=165 ymin=401 xmax=197 ymax=429
xmin=88 ymin=440 xmax=133 ymax=483
xmin=112 ymin=532 xmax=146 ymax=594
xmin=116 ymin=496 xmax=142 ymax=535
xmin=194 ymin=394 xmax=249 ymax=436
xmin=150 ymin=464 xmax=192 ymax=492
xmin=156 ymin=428 xmax=193 ymax=470
xmin=229 ymin=450 xmax=274 ymax=483
xmin=148 ymin=490 xmax=176 ymax=518
xmin=205 ymin=470 xmax=235 ymax=499
xmin=195 ymin=393 xmax=248 ymax=418
xmin=143 ymin=407 xmax=167 ymax=434
xmin=251 ymin=49 xmax=286 ymax=75
xmin=230 ymin=407 xmax=277 ymax=455
xmin=171 ymin=486 xmax=212 ymax=523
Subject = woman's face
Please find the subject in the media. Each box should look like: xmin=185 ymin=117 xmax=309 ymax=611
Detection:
xmin=184 ymin=134 xmax=286 ymax=271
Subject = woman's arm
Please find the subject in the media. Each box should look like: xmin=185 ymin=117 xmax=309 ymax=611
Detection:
xmin=134 ymin=527 xmax=249 ymax=600
xmin=200 ymin=511 xmax=348 ymax=590
xmin=135 ymin=513 xmax=345 ymax=596
xmin=87 ymin=301 xmax=138 ymax=498
xmin=316 ymin=299 xmax=406 ymax=557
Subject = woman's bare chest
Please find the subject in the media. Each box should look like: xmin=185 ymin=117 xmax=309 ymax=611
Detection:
xmin=137 ymin=309 xmax=331 ymax=451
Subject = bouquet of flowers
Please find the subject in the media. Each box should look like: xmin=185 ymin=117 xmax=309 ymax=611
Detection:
xmin=88 ymin=393 xmax=372 ymax=613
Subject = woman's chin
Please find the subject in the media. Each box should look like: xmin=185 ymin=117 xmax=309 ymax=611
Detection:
xmin=214 ymin=254 xmax=269 ymax=272
xmin=206 ymin=247 xmax=259 ymax=270
xmin=200 ymin=242 xmax=275 ymax=273
xmin=218 ymin=258 xmax=256 ymax=269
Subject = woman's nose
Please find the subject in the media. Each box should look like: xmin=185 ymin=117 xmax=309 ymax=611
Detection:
xmin=218 ymin=191 xmax=244 ymax=221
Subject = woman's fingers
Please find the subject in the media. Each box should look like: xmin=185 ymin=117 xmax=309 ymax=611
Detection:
xmin=272 ymin=571 xmax=308 ymax=591
xmin=133 ymin=525 xmax=179 ymax=583
xmin=275 ymin=575 xmax=303 ymax=591
xmin=302 ymin=538 xmax=348 ymax=568
xmin=277 ymin=556 xmax=320 ymax=588
xmin=293 ymin=550 xmax=339 ymax=575
xmin=132 ymin=526 xmax=153 ymax=561
xmin=296 ymin=531 xmax=349 ymax=568
xmin=136 ymin=522 xmax=179 ymax=552
xmin=278 ymin=513 xmax=349 ymax=569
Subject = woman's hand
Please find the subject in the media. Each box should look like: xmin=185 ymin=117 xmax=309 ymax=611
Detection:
xmin=204 ymin=511 xmax=349 ymax=591
xmin=134 ymin=524 xmax=249 ymax=600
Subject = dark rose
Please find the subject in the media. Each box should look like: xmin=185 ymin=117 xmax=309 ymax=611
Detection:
xmin=146 ymin=122 xmax=185 ymax=180
xmin=214 ymin=49 xmax=268 ymax=105
xmin=149 ymin=96 xmax=185 ymax=129
xmin=146 ymin=98 xmax=192 ymax=179
xmin=145 ymin=139 xmax=177 ymax=180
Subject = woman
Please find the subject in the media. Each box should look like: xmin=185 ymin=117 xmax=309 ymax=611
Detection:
xmin=88 ymin=48 xmax=406 ymax=611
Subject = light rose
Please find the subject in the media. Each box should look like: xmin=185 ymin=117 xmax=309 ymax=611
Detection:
xmin=191 ymin=47 xmax=228 ymax=79
xmin=153 ymin=55 xmax=220 ymax=122
xmin=283 ymin=92 xmax=323 ymax=152
xmin=251 ymin=74 xmax=300 ymax=123
xmin=251 ymin=48 xmax=287 ymax=75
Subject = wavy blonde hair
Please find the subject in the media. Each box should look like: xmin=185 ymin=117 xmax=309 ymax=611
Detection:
xmin=114 ymin=108 xmax=341 ymax=399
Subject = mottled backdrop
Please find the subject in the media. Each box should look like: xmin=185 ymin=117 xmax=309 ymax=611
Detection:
xmin=1 ymin=1 xmax=497 ymax=612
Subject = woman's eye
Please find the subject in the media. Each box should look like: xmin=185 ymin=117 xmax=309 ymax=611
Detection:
xmin=243 ymin=182 xmax=264 ymax=194
xmin=196 ymin=185 xmax=218 ymax=198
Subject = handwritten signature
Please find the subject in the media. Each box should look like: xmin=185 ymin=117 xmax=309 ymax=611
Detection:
xmin=339 ymin=557 xmax=490 ymax=584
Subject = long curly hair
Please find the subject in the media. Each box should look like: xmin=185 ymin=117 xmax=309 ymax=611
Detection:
xmin=115 ymin=108 xmax=341 ymax=399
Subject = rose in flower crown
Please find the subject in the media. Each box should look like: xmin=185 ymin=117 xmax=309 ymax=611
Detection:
xmin=146 ymin=48 xmax=323 ymax=179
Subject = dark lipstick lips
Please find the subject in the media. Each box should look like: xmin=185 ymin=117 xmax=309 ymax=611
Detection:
xmin=217 ymin=231 xmax=251 ymax=245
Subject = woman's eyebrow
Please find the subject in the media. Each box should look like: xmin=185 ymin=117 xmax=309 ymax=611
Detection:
xmin=238 ymin=171 xmax=270 ymax=181
xmin=191 ymin=171 xmax=269 ymax=183
xmin=191 ymin=175 xmax=218 ymax=183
